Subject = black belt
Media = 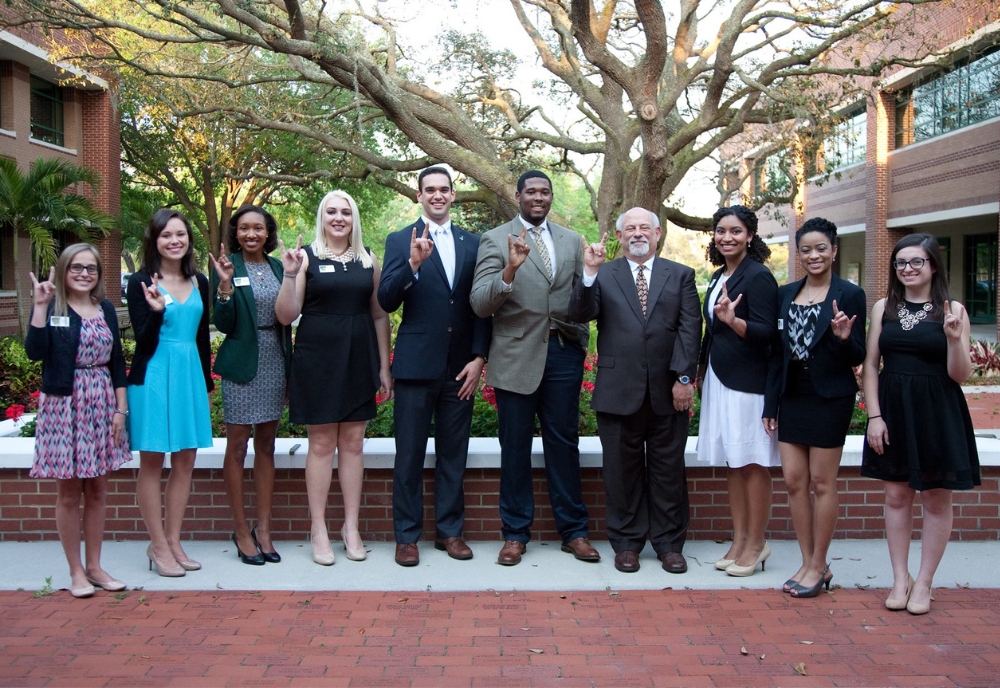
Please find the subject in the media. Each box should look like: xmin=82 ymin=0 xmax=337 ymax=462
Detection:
xmin=75 ymin=363 xmax=108 ymax=369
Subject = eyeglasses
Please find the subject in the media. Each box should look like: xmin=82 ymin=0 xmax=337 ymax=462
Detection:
xmin=893 ymin=258 xmax=927 ymax=271
xmin=68 ymin=263 xmax=99 ymax=275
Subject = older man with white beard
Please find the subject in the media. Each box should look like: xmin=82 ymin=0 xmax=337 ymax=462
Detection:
xmin=568 ymin=207 xmax=702 ymax=574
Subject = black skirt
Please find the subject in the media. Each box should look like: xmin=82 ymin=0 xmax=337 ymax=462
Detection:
xmin=777 ymin=361 xmax=855 ymax=448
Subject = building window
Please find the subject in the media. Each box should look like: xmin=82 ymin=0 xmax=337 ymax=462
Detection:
xmin=896 ymin=46 xmax=1000 ymax=147
xmin=823 ymin=110 xmax=867 ymax=170
xmin=753 ymin=153 xmax=791 ymax=199
xmin=30 ymin=76 xmax=64 ymax=147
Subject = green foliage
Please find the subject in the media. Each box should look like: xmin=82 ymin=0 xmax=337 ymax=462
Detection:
xmin=31 ymin=576 xmax=55 ymax=599
xmin=0 ymin=337 xmax=42 ymax=409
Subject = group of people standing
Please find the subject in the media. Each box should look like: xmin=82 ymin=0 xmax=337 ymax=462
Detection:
xmin=25 ymin=166 xmax=980 ymax=616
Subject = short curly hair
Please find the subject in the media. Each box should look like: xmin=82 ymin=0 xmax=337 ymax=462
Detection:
xmin=795 ymin=217 xmax=838 ymax=248
xmin=706 ymin=205 xmax=771 ymax=266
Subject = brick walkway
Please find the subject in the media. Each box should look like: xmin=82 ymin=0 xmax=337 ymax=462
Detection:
xmin=1 ymin=588 xmax=997 ymax=687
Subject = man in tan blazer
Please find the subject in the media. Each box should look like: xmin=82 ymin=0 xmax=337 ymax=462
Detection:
xmin=471 ymin=170 xmax=600 ymax=566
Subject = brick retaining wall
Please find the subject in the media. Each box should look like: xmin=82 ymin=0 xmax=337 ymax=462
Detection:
xmin=1 ymin=466 xmax=997 ymax=543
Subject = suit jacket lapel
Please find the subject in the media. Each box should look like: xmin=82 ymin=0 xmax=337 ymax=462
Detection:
xmin=644 ymin=258 xmax=669 ymax=321
xmin=781 ymin=278 xmax=804 ymax=349
xmin=612 ymin=258 xmax=646 ymax=323
xmin=419 ymin=219 xmax=450 ymax=286
xmin=451 ymin=224 xmax=468 ymax=293
xmin=812 ymin=276 xmax=841 ymax=348
xmin=231 ymin=252 xmax=258 ymax=329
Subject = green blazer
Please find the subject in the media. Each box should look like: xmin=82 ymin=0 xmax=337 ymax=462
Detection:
xmin=211 ymin=252 xmax=292 ymax=384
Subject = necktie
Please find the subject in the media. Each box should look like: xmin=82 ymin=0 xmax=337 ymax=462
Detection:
xmin=636 ymin=264 xmax=648 ymax=316
xmin=434 ymin=226 xmax=455 ymax=289
xmin=529 ymin=226 xmax=553 ymax=279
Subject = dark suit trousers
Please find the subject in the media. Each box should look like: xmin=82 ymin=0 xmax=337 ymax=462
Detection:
xmin=392 ymin=376 xmax=474 ymax=543
xmin=495 ymin=336 xmax=589 ymax=544
xmin=597 ymin=392 xmax=690 ymax=556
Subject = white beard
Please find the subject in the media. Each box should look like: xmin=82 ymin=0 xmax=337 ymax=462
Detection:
xmin=627 ymin=239 xmax=650 ymax=258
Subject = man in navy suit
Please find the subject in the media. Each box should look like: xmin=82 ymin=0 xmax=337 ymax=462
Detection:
xmin=378 ymin=167 xmax=492 ymax=567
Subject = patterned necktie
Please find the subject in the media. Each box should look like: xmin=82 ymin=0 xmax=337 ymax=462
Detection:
xmin=636 ymin=263 xmax=648 ymax=316
xmin=529 ymin=226 xmax=553 ymax=279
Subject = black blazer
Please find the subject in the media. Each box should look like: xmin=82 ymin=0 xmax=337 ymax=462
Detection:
xmin=378 ymin=219 xmax=491 ymax=381
xmin=569 ymin=256 xmax=701 ymax=416
xmin=25 ymin=299 xmax=128 ymax=396
xmin=763 ymin=273 xmax=867 ymax=418
xmin=126 ymin=270 xmax=214 ymax=392
xmin=700 ymin=256 xmax=778 ymax=394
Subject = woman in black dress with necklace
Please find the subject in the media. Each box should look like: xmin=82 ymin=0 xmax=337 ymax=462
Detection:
xmin=862 ymin=233 xmax=979 ymax=615
xmin=763 ymin=218 xmax=866 ymax=598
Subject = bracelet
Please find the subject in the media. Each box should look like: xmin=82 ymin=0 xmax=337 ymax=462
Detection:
xmin=217 ymin=291 xmax=232 ymax=303
xmin=868 ymin=414 xmax=881 ymax=420
xmin=283 ymin=271 xmax=299 ymax=278
xmin=114 ymin=408 xmax=129 ymax=417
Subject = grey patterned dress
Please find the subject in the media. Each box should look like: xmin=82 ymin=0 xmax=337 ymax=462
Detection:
xmin=222 ymin=265 xmax=286 ymax=425
xmin=787 ymin=303 xmax=821 ymax=361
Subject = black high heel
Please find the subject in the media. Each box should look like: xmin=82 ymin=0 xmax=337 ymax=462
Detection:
xmin=789 ymin=565 xmax=832 ymax=599
xmin=251 ymin=526 xmax=281 ymax=564
xmin=232 ymin=532 xmax=265 ymax=566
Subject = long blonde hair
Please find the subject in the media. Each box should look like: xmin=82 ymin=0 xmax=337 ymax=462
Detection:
xmin=311 ymin=190 xmax=373 ymax=269
xmin=53 ymin=243 xmax=105 ymax=317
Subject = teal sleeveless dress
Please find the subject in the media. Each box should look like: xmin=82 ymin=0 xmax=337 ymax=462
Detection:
xmin=128 ymin=278 xmax=213 ymax=452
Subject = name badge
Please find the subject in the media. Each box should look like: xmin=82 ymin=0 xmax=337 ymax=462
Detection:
xmin=233 ymin=277 xmax=250 ymax=287
xmin=318 ymin=265 xmax=337 ymax=273
xmin=778 ymin=318 xmax=784 ymax=331
xmin=50 ymin=316 xmax=70 ymax=327
xmin=162 ymin=294 xmax=174 ymax=306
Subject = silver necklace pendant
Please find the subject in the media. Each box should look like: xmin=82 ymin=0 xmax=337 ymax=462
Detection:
xmin=898 ymin=301 xmax=933 ymax=330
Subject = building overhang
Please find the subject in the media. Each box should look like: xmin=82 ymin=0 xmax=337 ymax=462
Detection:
xmin=0 ymin=30 xmax=107 ymax=91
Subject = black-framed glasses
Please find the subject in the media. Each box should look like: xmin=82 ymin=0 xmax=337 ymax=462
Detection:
xmin=68 ymin=263 xmax=99 ymax=275
xmin=893 ymin=258 xmax=927 ymax=271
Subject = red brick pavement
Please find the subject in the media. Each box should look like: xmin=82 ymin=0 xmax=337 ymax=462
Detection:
xmin=0 ymin=588 xmax=997 ymax=687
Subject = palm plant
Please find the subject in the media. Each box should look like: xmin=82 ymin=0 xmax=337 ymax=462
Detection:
xmin=0 ymin=157 xmax=114 ymax=334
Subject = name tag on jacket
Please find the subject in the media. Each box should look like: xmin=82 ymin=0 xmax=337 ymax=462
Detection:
xmin=233 ymin=277 xmax=250 ymax=287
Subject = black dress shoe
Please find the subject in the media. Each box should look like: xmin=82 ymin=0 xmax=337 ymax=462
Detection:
xmin=251 ymin=526 xmax=281 ymax=563
xmin=614 ymin=551 xmax=640 ymax=573
xmin=660 ymin=551 xmax=687 ymax=574
xmin=232 ymin=533 xmax=265 ymax=566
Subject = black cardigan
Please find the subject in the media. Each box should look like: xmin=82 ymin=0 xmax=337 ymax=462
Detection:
xmin=126 ymin=270 xmax=214 ymax=392
xmin=25 ymin=299 xmax=128 ymax=396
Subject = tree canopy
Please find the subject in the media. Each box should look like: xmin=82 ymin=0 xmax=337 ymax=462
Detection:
xmin=6 ymin=0 xmax=957 ymax=232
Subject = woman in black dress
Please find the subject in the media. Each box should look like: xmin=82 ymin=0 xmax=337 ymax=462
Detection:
xmin=276 ymin=190 xmax=393 ymax=566
xmin=862 ymin=233 xmax=979 ymax=615
xmin=763 ymin=218 xmax=866 ymax=598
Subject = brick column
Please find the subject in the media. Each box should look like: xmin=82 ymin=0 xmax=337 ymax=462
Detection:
xmin=80 ymin=90 xmax=122 ymax=303
xmin=864 ymin=90 xmax=906 ymax=312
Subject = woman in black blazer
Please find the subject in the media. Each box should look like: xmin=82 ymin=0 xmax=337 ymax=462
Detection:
xmin=763 ymin=218 xmax=866 ymax=598
xmin=209 ymin=204 xmax=292 ymax=566
xmin=697 ymin=205 xmax=779 ymax=578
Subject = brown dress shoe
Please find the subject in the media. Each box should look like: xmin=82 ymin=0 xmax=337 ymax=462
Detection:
xmin=614 ymin=551 xmax=640 ymax=573
xmin=394 ymin=543 xmax=419 ymax=567
xmin=497 ymin=540 xmax=526 ymax=566
xmin=660 ymin=551 xmax=687 ymax=574
xmin=434 ymin=537 xmax=473 ymax=560
xmin=561 ymin=537 xmax=601 ymax=562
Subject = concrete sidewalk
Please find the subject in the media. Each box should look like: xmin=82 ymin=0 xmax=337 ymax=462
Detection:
xmin=3 ymin=538 xmax=997 ymax=595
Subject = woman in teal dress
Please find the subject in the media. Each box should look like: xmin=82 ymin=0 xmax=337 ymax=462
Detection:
xmin=127 ymin=209 xmax=214 ymax=577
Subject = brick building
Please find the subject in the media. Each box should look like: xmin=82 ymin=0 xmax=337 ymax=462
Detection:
xmin=0 ymin=25 xmax=121 ymax=336
xmin=725 ymin=4 xmax=1000 ymax=334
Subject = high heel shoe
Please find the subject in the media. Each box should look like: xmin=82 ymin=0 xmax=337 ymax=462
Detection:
xmin=715 ymin=557 xmax=735 ymax=571
xmin=146 ymin=544 xmax=185 ymax=578
xmin=905 ymin=581 xmax=932 ymax=615
xmin=232 ymin=532 xmax=265 ymax=566
xmin=85 ymin=574 xmax=126 ymax=592
xmin=251 ymin=526 xmax=281 ymax=564
xmin=885 ymin=574 xmax=914 ymax=611
xmin=789 ymin=565 xmax=833 ymax=599
xmin=174 ymin=555 xmax=201 ymax=571
xmin=341 ymin=526 xmax=367 ymax=561
xmin=725 ymin=542 xmax=771 ymax=577
xmin=782 ymin=577 xmax=799 ymax=593
xmin=311 ymin=535 xmax=335 ymax=566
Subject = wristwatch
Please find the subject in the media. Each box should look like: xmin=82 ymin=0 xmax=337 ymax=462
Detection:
xmin=677 ymin=375 xmax=692 ymax=385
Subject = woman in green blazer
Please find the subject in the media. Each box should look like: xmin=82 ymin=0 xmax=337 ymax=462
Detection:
xmin=210 ymin=204 xmax=292 ymax=565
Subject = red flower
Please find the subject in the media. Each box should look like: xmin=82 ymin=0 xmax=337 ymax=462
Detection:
xmin=5 ymin=404 xmax=25 ymax=422
xmin=376 ymin=393 xmax=385 ymax=404
xmin=581 ymin=381 xmax=595 ymax=393
xmin=858 ymin=401 xmax=866 ymax=410
xmin=482 ymin=384 xmax=497 ymax=409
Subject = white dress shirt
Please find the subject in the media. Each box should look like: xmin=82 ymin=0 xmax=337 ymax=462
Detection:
xmin=424 ymin=216 xmax=455 ymax=289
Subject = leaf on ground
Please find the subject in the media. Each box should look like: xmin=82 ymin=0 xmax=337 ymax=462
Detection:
xmin=849 ymin=557 xmax=861 ymax=561
xmin=661 ymin=587 xmax=673 ymax=591
xmin=800 ymin=641 xmax=813 ymax=645
xmin=831 ymin=556 xmax=843 ymax=561
xmin=398 ymin=597 xmax=408 ymax=602
xmin=529 ymin=648 xmax=544 ymax=654
xmin=957 ymin=582 xmax=970 ymax=589
xmin=760 ymin=654 xmax=765 ymax=660
xmin=559 ymin=595 xmax=567 ymax=599
xmin=740 ymin=646 xmax=748 ymax=655
xmin=226 ymin=616 xmax=239 ymax=620
xmin=215 ymin=583 xmax=223 ymax=589
xmin=358 ymin=629 xmax=365 ymax=635
xmin=521 ymin=627 xmax=530 ymax=631
xmin=794 ymin=662 xmax=807 ymax=676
